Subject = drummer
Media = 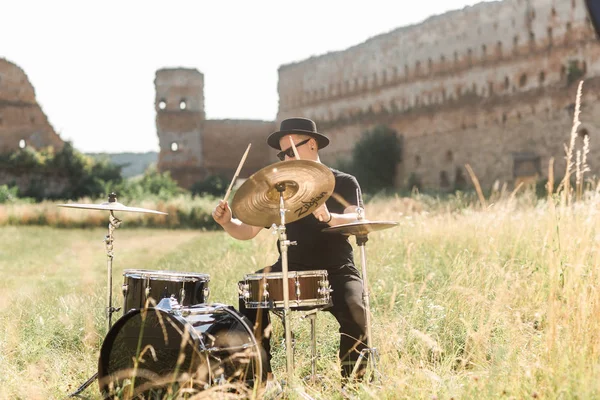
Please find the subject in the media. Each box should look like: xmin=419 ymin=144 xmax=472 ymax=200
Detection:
xmin=212 ymin=117 xmax=368 ymax=387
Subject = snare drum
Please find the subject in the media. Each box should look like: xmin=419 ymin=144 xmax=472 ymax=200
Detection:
xmin=122 ymin=269 xmax=210 ymax=313
xmin=239 ymin=270 xmax=332 ymax=309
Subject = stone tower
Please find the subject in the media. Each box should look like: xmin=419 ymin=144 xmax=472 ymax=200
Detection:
xmin=155 ymin=68 xmax=206 ymax=188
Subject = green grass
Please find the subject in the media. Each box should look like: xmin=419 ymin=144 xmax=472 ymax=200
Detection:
xmin=2 ymin=194 xmax=600 ymax=399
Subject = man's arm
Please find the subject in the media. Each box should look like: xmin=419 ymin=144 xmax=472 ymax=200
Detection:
xmin=212 ymin=200 xmax=262 ymax=240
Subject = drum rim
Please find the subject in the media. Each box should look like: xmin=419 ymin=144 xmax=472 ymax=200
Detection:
xmin=243 ymin=270 xmax=328 ymax=280
xmin=245 ymin=298 xmax=331 ymax=309
xmin=123 ymin=269 xmax=211 ymax=282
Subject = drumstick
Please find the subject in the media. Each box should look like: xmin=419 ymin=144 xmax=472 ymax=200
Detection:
xmin=223 ymin=143 xmax=251 ymax=202
xmin=289 ymin=137 xmax=301 ymax=160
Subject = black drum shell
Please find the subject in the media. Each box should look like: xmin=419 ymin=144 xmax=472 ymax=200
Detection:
xmin=98 ymin=303 xmax=262 ymax=395
xmin=122 ymin=269 xmax=210 ymax=312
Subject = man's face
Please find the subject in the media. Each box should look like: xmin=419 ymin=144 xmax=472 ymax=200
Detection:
xmin=277 ymin=134 xmax=313 ymax=161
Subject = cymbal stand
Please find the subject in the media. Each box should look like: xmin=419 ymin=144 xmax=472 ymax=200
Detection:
xmin=274 ymin=183 xmax=296 ymax=379
xmin=351 ymin=196 xmax=379 ymax=382
xmin=105 ymin=209 xmax=122 ymax=329
xmin=68 ymin=194 xmax=122 ymax=397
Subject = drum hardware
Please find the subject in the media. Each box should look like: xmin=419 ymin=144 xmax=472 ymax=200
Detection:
xmin=322 ymin=190 xmax=398 ymax=382
xmin=300 ymin=308 xmax=322 ymax=384
xmin=232 ymin=160 xmax=334 ymax=384
xmin=58 ymin=193 xmax=168 ymax=398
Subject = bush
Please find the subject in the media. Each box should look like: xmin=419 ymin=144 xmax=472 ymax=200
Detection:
xmin=0 ymin=185 xmax=19 ymax=203
xmin=0 ymin=142 xmax=123 ymax=201
xmin=349 ymin=125 xmax=402 ymax=194
xmin=190 ymin=175 xmax=228 ymax=198
xmin=108 ymin=166 xmax=184 ymax=202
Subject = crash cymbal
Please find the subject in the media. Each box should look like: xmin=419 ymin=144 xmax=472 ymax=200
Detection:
xmin=58 ymin=201 xmax=167 ymax=215
xmin=231 ymin=160 xmax=335 ymax=227
xmin=322 ymin=220 xmax=398 ymax=236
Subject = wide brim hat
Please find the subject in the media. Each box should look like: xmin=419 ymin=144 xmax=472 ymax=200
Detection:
xmin=267 ymin=117 xmax=330 ymax=150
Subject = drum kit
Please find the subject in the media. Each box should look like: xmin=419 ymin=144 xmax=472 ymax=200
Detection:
xmin=60 ymin=159 xmax=397 ymax=399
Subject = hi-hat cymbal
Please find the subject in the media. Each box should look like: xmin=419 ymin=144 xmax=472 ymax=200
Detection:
xmin=231 ymin=160 xmax=335 ymax=227
xmin=322 ymin=220 xmax=398 ymax=236
xmin=57 ymin=201 xmax=167 ymax=215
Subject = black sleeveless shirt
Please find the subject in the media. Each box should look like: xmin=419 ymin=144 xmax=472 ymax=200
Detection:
xmin=272 ymin=168 xmax=363 ymax=276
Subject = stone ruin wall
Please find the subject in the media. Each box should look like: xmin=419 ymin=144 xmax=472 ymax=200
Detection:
xmin=155 ymin=68 xmax=275 ymax=189
xmin=0 ymin=58 xmax=64 ymax=153
xmin=0 ymin=58 xmax=66 ymax=196
xmin=277 ymin=0 xmax=599 ymax=189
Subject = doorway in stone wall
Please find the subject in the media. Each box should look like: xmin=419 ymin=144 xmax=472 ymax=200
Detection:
xmin=512 ymin=152 xmax=541 ymax=188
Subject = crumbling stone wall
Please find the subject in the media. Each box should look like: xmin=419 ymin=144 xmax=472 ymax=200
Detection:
xmin=157 ymin=0 xmax=599 ymax=190
xmin=155 ymin=68 xmax=275 ymax=189
xmin=0 ymin=58 xmax=64 ymax=153
xmin=277 ymin=0 xmax=599 ymax=189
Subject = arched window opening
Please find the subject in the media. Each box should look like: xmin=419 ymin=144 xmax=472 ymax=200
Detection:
xmin=539 ymin=71 xmax=546 ymax=84
xmin=170 ymin=142 xmax=179 ymax=152
xmin=446 ymin=150 xmax=454 ymax=162
xmin=440 ymin=171 xmax=450 ymax=188
xmin=158 ymin=99 xmax=166 ymax=110
xmin=504 ymin=76 xmax=510 ymax=90
xmin=551 ymin=7 xmax=557 ymax=16
xmin=547 ymin=27 xmax=553 ymax=44
xmin=415 ymin=155 xmax=421 ymax=167
xmin=179 ymin=100 xmax=187 ymax=110
xmin=482 ymin=44 xmax=487 ymax=57
xmin=19 ymin=139 xmax=26 ymax=149
xmin=519 ymin=74 xmax=528 ymax=87
xmin=529 ymin=31 xmax=535 ymax=42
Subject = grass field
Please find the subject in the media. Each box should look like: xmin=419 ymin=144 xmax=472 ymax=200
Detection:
xmin=1 ymin=193 xmax=600 ymax=399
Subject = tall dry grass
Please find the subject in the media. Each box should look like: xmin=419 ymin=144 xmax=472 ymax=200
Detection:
xmin=1 ymin=79 xmax=598 ymax=399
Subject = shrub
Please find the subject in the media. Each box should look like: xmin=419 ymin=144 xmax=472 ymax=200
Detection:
xmin=190 ymin=175 xmax=228 ymax=198
xmin=350 ymin=125 xmax=402 ymax=194
xmin=108 ymin=166 xmax=184 ymax=202
xmin=0 ymin=185 xmax=19 ymax=203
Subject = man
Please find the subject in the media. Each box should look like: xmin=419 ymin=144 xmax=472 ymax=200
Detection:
xmin=212 ymin=117 xmax=368 ymax=387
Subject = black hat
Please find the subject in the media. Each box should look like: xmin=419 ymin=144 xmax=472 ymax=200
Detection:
xmin=267 ymin=117 xmax=330 ymax=150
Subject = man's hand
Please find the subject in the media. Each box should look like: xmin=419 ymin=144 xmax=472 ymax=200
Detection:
xmin=312 ymin=203 xmax=331 ymax=223
xmin=212 ymin=200 xmax=232 ymax=226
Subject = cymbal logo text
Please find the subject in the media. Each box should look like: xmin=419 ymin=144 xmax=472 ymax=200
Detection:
xmin=294 ymin=192 xmax=328 ymax=217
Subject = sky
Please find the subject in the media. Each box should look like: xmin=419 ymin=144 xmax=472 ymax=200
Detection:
xmin=1 ymin=0 xmax=495 ymax=153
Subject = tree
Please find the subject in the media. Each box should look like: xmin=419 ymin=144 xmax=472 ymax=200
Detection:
xmin=351 ymin=125 xmax=402 ymax=194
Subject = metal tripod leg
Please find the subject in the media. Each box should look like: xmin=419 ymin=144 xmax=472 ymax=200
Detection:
xmin=300 ymin=308 xmax=321 ymax=384
xmin=349 ymin=234 xmax=380 ymax=382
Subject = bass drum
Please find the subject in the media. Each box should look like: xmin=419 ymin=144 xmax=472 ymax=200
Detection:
xmin=98 ymin=303 xmax=262 ymax=398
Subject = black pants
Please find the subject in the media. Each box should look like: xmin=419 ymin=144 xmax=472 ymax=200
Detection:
xmin=239 ymin=264 xmax=368 ymax=380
